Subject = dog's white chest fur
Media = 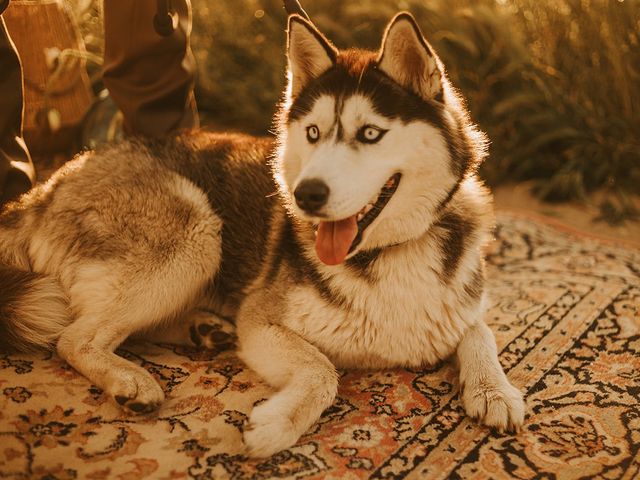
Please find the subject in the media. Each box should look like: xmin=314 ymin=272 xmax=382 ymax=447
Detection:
xmin=281 ymin=241 xmax=480 ymax=368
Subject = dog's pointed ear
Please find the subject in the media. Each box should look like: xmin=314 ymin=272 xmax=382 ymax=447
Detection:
xmin=378 ymin=13 xmax=444 ymax=102
xmin=287 ymin=15 xmax=337 ymax=97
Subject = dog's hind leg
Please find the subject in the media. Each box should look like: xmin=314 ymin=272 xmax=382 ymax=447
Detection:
xmin=236 ymin=291 xmax=339 ymax=458
xmin=457 ymin=317 xmax=525 ymax=432
xmin=55 ymin=188 xmax=221 ymax=414
xmin=56 ymin=257 xmax=218 ymax=413
xmin=58 ymin=312 xmax=167 ymax=413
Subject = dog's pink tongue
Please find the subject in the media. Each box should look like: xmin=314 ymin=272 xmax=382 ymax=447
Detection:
xmin=315 ymin=216 xmax=358 ymax=265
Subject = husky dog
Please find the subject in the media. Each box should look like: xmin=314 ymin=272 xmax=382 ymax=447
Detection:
xmin=0 ymin=13 xmax=525 ymax=457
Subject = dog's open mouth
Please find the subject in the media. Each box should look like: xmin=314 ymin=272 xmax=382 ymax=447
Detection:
xmin=315 ymin=173 xmax=401 ymax=265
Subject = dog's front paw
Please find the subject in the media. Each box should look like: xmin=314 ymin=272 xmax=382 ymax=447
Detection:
xmin=461 ymin=379 xmax=525 ymax=432
xmin=243 ymin=400 xmax=301 ymax=458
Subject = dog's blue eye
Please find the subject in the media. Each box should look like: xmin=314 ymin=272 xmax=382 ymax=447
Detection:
xmin=306 ymin=125 xmax=320 ymax=143
xmin=357 ymin=125 xmax=387 ymax=144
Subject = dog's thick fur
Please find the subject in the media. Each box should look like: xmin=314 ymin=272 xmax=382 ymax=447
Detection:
xmin=0 ymin=13 xmax=524 ymax=457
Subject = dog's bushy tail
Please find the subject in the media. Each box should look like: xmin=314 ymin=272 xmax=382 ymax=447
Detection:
xmin=0 ymin=265 xmax=69 ymax=352
xmin=0 ymin=223 xmax=70 ymax=352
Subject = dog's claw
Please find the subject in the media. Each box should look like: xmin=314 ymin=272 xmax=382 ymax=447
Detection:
xmin=113 ymin=395 xmax=160 ymax=414
xmin=462 ymin=379 xmax=525 ymax=433
xmin=128 ymin=402 xmax=148 ymax=413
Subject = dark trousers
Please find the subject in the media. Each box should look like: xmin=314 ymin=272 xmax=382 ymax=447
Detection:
xmin=0 ymin=0 xmax=198 ymax=204
xmin=102 ymin=0 xmax=198 ymax=136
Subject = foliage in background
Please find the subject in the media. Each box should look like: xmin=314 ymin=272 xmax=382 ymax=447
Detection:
xmin=192 ymin=0 xmax=639 ymax=221
xmin=70 ymin=0 xmax=640 ymax=221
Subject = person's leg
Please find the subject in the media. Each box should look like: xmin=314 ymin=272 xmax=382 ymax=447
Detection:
xmin=0 ymin=11 xmax=35 ymax=205
xmin=102 ymin=0 xmax=198 ymax=137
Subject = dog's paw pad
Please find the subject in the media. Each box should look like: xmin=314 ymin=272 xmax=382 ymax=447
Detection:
xmin=243 ymin=404 xmax=300 ymax=458
xmin=190 ymin=322 xmax=236 ymax=352
xmin=462 ymin=380 xmax=525 ymax=433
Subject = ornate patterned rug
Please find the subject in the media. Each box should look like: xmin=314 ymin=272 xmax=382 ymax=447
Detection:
xmin=1 ymin=211 xmax=639 ymax=480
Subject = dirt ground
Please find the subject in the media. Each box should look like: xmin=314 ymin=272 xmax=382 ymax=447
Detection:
xmin=493 ymin=182 xmax=640 ymax=248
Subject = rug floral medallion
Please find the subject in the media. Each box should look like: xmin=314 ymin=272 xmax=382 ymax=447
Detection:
xmin=1 ymin=212 xmax=639 ymax=479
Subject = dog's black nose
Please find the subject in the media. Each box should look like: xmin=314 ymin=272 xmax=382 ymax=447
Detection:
xmin=294 ymin=179 xmax=329 ymax=213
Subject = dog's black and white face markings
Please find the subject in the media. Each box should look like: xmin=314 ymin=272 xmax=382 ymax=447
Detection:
xmin=277 ymin=13 xmax=483 ymax=266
